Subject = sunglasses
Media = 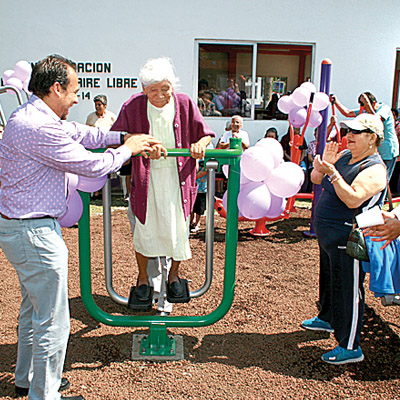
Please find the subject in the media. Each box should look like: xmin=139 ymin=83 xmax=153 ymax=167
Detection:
xmin=348 ymin=129 xmax=373 ymax=135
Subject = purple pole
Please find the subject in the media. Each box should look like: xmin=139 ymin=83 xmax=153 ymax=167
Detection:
xmin=304 ymin=59 xmax=332 ymax=237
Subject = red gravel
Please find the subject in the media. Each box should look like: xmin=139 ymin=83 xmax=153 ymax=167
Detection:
xmin=1 ymin=206 xmax=400 ymax=399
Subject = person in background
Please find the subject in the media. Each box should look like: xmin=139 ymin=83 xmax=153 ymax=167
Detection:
xmin=389 ymin=108 xmax=400 ymax=195
xmin=86 ymin=95 xmax=119 ymax=199
xmin=190 ymin=159 xmax=207 ymax=233
xmin=0 ymin=123 xmax=3 ymax=188
xmin=216 ymin=115 xmax=249 ymax=150
xmin=330 ymin=92 xmax=399 ymax=180
xmin=264 ymin=126 xmax=278 ymax=140
xmin=0 ymin=54 xmax=162 ymax=400
xmin=305 ymin=129 xmax=318 ymax=192
xmin=364 ymin=206 xmax=400 ymax=248
xmin=392 ymin=108 xmax=400 ymax=137
xmin=265 ymin=93 xmax=279 ymax=119
xmin=301 ymin=114 xmax=386 ymax=365
xmin=280 ymin=127 xmax=307 ymax=162
xmin=111 ymin=57 xmax=214 ymax=304
xmin=86 ymin=94 xmax=117 ymax=129
xmin=280 ymin=127 xmax=308 ymax=189
xmin=198 ymin=91 xmax=222 ymax=116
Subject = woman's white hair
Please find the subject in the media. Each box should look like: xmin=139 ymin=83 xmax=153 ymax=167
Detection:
xmin=139 ymin=57 xmax=180 ymax=88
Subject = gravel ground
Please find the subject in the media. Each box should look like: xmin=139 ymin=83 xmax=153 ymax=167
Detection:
xmin=0 ymin=206 xmax=400 ymax=399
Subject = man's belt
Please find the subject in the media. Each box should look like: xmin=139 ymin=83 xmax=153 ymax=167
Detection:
xmin=0 ymin=213 xmax=53 ymax=220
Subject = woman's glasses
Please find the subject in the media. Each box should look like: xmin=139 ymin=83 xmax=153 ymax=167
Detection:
xmin=348 ymin=129 xmax=373 ymax=135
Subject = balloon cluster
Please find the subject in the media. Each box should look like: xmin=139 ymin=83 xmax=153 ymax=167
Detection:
xmin=223 ymin=138 xmax=304 ymax=220
xmin=1 ymin=60 xmax=32 ymax=94
xmin=277 ymin=82 xmax=330 ymax=128
xmin=59 ymin=173 xmax=108 ymax=227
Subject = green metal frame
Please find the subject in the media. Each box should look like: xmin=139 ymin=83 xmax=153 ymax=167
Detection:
xmin=78 ymin=138 xmax=242 ymax=356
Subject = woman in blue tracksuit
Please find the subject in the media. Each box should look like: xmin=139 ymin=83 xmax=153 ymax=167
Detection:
xmin=301 ymin=114 xmax=387 ymax=365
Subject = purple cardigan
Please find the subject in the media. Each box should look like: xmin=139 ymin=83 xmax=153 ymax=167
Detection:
xmin=111 ymin=92 xmax=215 ymax=224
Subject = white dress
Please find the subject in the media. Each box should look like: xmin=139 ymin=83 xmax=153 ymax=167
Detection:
xmin=133 ymin=98 xmax=191 ymax=261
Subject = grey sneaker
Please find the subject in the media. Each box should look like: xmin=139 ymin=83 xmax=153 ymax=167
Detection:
xmin=381 ymin=294 xmax=400 ymax=306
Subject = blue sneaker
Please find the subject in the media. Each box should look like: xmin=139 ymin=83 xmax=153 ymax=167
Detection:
xmin=321 ymin=345 xmax=364 ymax=365
xmin=301 ymin=316 xmax=334 ymax=333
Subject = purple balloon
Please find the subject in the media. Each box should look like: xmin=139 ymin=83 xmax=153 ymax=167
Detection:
xmin=292 ymin=87 xmax=311 ymax=107
xmin=300 ymin=81 xmax=316 ymax=93
xmin=265 ymin=193 xmax=286 ymax=218
xmin=59 ymin=191 xmax=83 ymax=228
xmin=277 ymin=95 xmax=296 ymax=114
xmin=313 ymin=92 xmax=330 ymax=111
xmin=223 ymin=190 xmax=228 ymax=211
xmin=66 ymin=173 xmax=80 ymax=192
xmin=240 ymin=146 xmax=275 ymax=182
xmin=2 ymin=69 xmax=15 ymax=82
xmin=77 ymin=175 xmax=107 ymax=193
xmin=289 ymin=107 xmax=307 ymax=128
xmin=14 ymin=60 xmax=32 ymax=81
xmin=255 ymin=138 xmax=284 ymax=168
xmin=22 ymin=78 xmax=32 ymax=95
xmin=264 ymin=162 xmax=305 ymax=198
xmin=222 ymin=190 xmax=243 ymax=216
xmin=237 ymin=182 xmax=271 ymax=220
xmin=308 ymin=110 xmax=323 ymax=128
xmin=240 ymin=172 xmax=252 ymax=185
xmin=5 ymin=77 xmax=23 ymax=93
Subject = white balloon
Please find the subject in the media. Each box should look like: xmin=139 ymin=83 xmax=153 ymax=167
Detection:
xmin=264 ymin=162 xmax=305 ymax=198
xmin=5 ymin=77 xmax=23 ymax=92
xmin=237 ymin=182 xmax=272 ymax=220
xmin=313 ymin=92 xmax=330 ymax=111
xmin=14 ymin=60 xmax=32 ymax=81
xmin=2 ymin=69 xmax=15 ymax=83
xmin=277 ymin=95 xmax=296 ymax=114
xmin=292 ymin=87 xmax=311 ymax=107
xmin=22 ymin=77 xmax=31 ymax=94
xmin=255 ymin=138 xmax=284 ymax=168
xmin=240 ymin=146 xmax=275 ymax=182
xmin=300 ymin=81 xmax=317 ymax=93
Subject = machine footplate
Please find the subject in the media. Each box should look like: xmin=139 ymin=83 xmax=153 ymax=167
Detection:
xmin=127 ymin=286 xmax=154 ymax=310
xmin=166 ymin=279 xmax=190 ymax=303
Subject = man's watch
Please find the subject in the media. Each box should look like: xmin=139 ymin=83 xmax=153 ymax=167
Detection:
xmin=120 ymin=132 xmax=126 ymax=144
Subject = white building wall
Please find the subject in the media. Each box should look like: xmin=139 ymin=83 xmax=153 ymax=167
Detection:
xmin=1 ymin=0 xmax=399 ymax=145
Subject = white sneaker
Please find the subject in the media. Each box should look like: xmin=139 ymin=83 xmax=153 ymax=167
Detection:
xmin=191 ymin=225 xmax=200 ymax=233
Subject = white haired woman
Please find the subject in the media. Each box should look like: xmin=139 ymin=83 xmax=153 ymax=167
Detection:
xmin=301 ymin=114 xmax=387 ymax=364
xmin=112 ymin=58 xmax=214 ymax=305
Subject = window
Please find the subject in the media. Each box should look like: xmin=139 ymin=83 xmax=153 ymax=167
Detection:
xmin=197 ymin=42 xmax=314 ymax=120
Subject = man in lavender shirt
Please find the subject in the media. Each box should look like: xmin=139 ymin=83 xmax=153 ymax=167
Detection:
xmin=0 ymin=54 xmax=163 ymax=400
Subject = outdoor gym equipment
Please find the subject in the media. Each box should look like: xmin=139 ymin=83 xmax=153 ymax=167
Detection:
xmin=78 ymin=138 xmax=243 ymax=360
xmin=0 ymin=85 xmax=25 ymax=125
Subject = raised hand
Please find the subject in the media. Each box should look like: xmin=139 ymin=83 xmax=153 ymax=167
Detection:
xmin=322 ymin=141 xmax=341 ymax=165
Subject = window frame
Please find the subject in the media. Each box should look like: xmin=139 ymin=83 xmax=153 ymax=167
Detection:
xmin=194 ymin=39 xmax=315 ymax=121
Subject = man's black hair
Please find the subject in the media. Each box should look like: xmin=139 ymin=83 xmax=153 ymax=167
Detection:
xmin=28 ymin=54 xmax=76 ymax=98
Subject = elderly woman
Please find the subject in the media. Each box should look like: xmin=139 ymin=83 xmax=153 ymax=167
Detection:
xmin=112 ymin=58 xmax=214 ymax=304
xmin=301 ymin=114 xmax=387 ymax=364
